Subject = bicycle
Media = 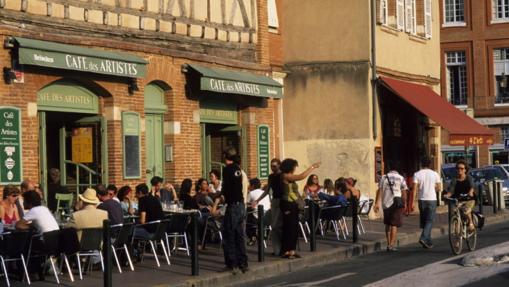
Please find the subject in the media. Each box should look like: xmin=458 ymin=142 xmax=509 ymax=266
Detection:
xmin=444 ymin=196 xmax=478 ymax=255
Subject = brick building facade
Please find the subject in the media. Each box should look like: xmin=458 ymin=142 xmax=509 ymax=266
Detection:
xmin=0 ymin=0 xmax=284 ymax=199
xmin=441 ymin=0 xmax=509 ymax=167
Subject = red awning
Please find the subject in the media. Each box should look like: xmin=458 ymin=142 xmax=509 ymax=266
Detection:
xmin=379 ymin=76 xmax=494 ymax=146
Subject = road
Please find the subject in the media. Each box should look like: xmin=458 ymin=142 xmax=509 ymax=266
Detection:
xmin=243 ymin=221 xmax=509 ymax=287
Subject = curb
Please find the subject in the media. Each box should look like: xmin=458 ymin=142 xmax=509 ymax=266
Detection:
xmin=164 ymin=211 xmax=509 ymax=287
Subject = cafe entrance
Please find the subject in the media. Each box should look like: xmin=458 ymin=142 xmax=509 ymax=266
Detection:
xmin=37 ymin=80 xmax=107 ymax=200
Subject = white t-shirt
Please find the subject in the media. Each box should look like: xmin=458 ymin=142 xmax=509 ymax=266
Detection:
xmin=379 ymin=171 xmax=408 ymax=209
xmin=209 ymin=181 xmax=222 ymax=194
xmin=413 ymin=168 xmax=441 ymax=201
xmin=23 ymin=206 xmax=60 ymax=233
xmin=248 ymin=188 xmax=271 ymax=211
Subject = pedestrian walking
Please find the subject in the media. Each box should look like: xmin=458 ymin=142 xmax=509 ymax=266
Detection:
xmin=221 ymin=147 xmax=249 ymax=274
xmin=412 ymin=157 xmax=441 ymax=249
xmin=252 ymin=158 xmax=284 ymax=256
xmin=374 ymin=163 xmax=408 ymax=252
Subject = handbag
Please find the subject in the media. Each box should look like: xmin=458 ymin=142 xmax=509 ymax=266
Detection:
xmin=386 ymin=175 xmax=404 ymax=209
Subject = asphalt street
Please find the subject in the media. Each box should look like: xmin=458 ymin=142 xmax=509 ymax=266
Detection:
xmin=243 ymin=220 xmax=509 ymax=287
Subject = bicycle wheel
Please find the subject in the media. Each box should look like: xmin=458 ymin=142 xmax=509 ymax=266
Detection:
xmin=466 ymin=215 xmax=478 ymax=251
xmin=449 ymin=215 xmax=463 ymax=255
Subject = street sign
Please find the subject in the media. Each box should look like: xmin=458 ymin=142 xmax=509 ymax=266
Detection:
xmin=504 ymin=138 xmax=509 ymax=150
xmin=0 ymin=107 xmax=22 ymax=184
xmin=257 ymin=125 xmax=270 ymax=179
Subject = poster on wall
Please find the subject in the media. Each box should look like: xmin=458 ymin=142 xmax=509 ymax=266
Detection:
xmin=0 ymin=107 xmax=22 ymax=184
xmin=257 ymin=125 xmax=270 ymax=179
xmin=72 ymin=127 xmax=93 ymax=163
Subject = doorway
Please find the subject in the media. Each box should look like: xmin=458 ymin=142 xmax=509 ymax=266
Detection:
xmin=145 ymin=114 xmax=164 ymax=182
xmin=201 ymin=124 xmax=242 ymax=178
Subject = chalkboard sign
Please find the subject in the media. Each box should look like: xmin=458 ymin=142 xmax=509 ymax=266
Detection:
xmin=122 ymin=112 xmax=141 ymax=179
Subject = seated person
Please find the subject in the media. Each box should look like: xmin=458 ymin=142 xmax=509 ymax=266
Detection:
xmin=16 ymin=190 xmax=59 ymax=234
xmin=158 ymin=182 xmax=179 ymax=204
xmin=337 ymin=177 xmax=361 ymax=200
xmin=97 ymin=187 xmax=124 ymax=225
xmin=179 ymin=179 xmax=199 ymax=210
xmin=46 ymin=168 xmax=70 ymax=213
xmin=65 ymin=188 xmax=108 ymax=240
xmin=107 ymin=184 xmax=119 ymax=202
xmin=0 ymin=185 xmax=22 ymax=225
xmin=134 ymin=183 xmax=164 ymax=239
xmin=118 ymin=185 xmax=138 ymax=215
xmin=304 ymin=174 xmax=324 ymax=199
xmin=196 ymin=178 xmax=214 ymax=211
xmin=246 ymin=178 xmax=271 ymax=245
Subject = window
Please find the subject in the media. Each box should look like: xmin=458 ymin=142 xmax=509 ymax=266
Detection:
xmin=268 ymin=0 xmax=279 ymax=29
xmin=380 ymin=0 xmax=389 ymax=25
xmin=446 ymin=51 xmax=468 ymax=106
xmin=397 ymin=0 xmax=405 ymax=30
xmin=492 ymin=0 xmax=509 ymax=21
xmin=501 ymin=125 xmax=509 ymax=141
xmin=425 ymin=0 xmax=432 ymax=37
xmin=494 ymin=48 xmax=509 ymax=104
xmin=444 ymin=0 xmax=465 ymax=25
xmin=405 ymin=0 xmax=416 ymax=33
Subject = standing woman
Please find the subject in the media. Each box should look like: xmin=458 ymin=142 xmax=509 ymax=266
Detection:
xmin=304 ymin=174 xmax=323 ymax=199
xmin=0 ymin=185 xmax=21 ymax=224
xmin=280 ymin=159 xmax=321 ymax=259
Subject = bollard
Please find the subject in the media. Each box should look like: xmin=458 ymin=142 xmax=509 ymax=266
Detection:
xmin=351 ymin=197 xmax=358 ymax=243
xmin=257 ymin=205 xmax=265 ymax=262
xmin=493 ymin=180 xmax=498 ymax=214
xmin=309 ymin=201 xmax=317 ymax=252
xmin=190 ymin=212 xmax=199 ymax=276
xmin=102 ymin=219 xmax=112 ymax=287
xmin=478 ymin=183 xmax=484 ymax=214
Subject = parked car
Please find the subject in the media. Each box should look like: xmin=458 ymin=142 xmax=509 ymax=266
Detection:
xmin=469 ymin=166 xmax=509 ymax=203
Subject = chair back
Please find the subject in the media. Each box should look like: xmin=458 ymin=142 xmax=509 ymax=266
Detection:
xmin=320 ymin=205 xmax=345 ymax=221
xmin=359 ymin=199 xmax=374 ymax=216
xmin=0 ymin=231 xmax=31 ymax=258
xmin=166 ymin=213 xmax=189 ymax=234
xmin=55 ymin=193 xmax=74 ymax=213
xmin=79 ymin=228 xmax=103 ymax=251
xmin=150 ymin=220 xmax=170 ymax=241
xmin=41 ymin=230 xmax=61 ymax=256
xmin=59 ymin=228 xmax=80 ymax=255
xmin=112 ymin=223 xmax=134 ymax=247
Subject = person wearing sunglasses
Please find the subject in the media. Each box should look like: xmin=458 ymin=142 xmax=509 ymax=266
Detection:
xmin=0 ymin=185 xmax=21 ymax=225
xmin=444 ymin=160 xmax=476 ymax=232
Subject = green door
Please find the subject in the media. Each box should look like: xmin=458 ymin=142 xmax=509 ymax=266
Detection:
xmin=145 ymin=114 xmax=164 ymax=183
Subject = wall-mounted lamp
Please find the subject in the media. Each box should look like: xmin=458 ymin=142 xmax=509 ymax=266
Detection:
xmin=128 ymin=79 xmax=139 ymax=95
xmin=3 ymin=68 xmax=17 ymax=84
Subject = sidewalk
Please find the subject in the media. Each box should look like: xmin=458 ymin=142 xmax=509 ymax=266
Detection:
xmin=18 ymin=207 xmax=509 ymax=287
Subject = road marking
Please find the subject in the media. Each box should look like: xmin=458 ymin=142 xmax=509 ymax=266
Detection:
xmin=364 ymin=241 xmax=509 ymax=287
xmin=280 ymin=272 xmax=356 ymax=287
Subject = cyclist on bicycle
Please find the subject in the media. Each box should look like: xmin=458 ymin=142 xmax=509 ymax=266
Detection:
xmin=444 ymin=160 xmax=476 ymax=232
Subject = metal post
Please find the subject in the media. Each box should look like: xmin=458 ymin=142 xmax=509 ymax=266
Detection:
xmin=190 ymin=212 xmax=199 ymax=276
xmin=493 ymin=181 xmax=498 ymax=214
xmin=351 ymin=197 xmax=358 ymax=243
xmin=478 ymin=183 xmax=484 ymax=214
xmin=102 ymin=219 xmax=112 ymax=287
xmin=257 ymin=205 xmax=265 ymax=262
xmin=309 ymin=201 xmax=317 ymax=252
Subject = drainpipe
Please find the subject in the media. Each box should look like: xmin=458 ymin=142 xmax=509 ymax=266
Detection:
xmin=371 ymin=0 xmax=378 ymax=140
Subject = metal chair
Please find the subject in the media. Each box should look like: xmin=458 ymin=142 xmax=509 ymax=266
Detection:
xmin=110 ymin=223 xmax=135 ymax=273
xmin=134 ymin=220 xmax=171 ymax=268
xmin=55 ymin=193 xmax=74 ymax=214
xmin=165 ymin=213 xmax=190 ymax=256
xmin=357 ymin=199 xmax=374 ymax=234
xmin=0 ymin=231 xmax=31 ymax=287
xmin=71 ymin=228 xmax=104 ymax=280
xmin=201 ymin=215 xmax=223 ymax=250
xmin=319 ymin=205 xmax=348 ymax=240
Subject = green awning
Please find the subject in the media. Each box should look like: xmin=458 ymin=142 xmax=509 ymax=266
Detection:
xmin=12 ymin=37 xmax=147 ymax=78
xmin=184 ymin=64 xmax=283 ymax=98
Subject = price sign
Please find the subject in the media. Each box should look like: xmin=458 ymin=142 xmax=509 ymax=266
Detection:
xmin=0 ymin=107 xmax=22 ymax=184
xmin=257 ymin=125 xmax=270 ymax=179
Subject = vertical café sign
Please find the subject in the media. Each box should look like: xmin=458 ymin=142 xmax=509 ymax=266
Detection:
xmin=0 ymin=107 xmax=22 ymax=184
xmin=257 ymin=125 xmax=270 ymax=179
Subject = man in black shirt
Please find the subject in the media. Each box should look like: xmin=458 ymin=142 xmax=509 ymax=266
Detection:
xmin=97 ymin=187 xmax=124 ymax=225
xmin=134 ymin=183 xmax=164 ymax=237
xmin=221 ymin=147 xmax=248 ymax=274
xmin=252 ymin=158 xmax=282 ymax=256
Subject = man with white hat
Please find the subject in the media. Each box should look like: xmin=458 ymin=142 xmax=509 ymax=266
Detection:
xmin=66 ymin=188 xmax=108 ymax=241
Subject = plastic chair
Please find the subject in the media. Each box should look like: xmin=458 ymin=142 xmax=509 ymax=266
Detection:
xmin=72 ymin=228 xmax=104 ymax=280
xmin=319 ymin=205 xmax=348 ymax=240
xmin=55 ymin=193 xmax=74 ymax=214
xmin=357 ymin=199 xmax=374 ymax=234
xmin=165 ymin=214 xmax=190 ymax=256
xmin=0 ymin=231 xmax=31 ymax=287
xmin=110 ymin=223 xmax=135 ymax=273
xmin=134 ymin=220 xmax=171 ymax=268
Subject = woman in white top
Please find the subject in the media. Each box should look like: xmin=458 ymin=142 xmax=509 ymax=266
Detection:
xmin=209 ymin=169 xmax=222 ymax=194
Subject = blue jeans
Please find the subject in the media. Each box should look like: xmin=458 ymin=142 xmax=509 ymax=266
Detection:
xmin=418 ymin=200 xmax=437 ymax=244
xmin=222 ymin=202 xmax=248 ymax=268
